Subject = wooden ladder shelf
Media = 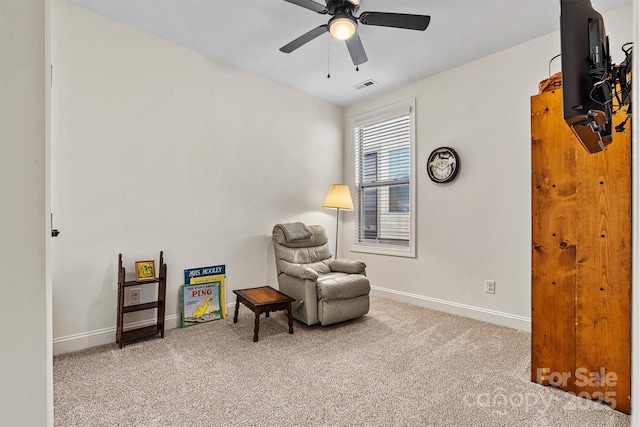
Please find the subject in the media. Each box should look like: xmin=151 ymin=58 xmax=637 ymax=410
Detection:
xmin=116 ymin=251 xmax=167 ymax=348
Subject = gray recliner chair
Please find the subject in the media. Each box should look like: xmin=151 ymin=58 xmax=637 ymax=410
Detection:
xmin=272 ymin=222 xmax=370 ymax=326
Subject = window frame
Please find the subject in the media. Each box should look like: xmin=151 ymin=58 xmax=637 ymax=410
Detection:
xmin=351 ymin=99 xmax=416 ymax=258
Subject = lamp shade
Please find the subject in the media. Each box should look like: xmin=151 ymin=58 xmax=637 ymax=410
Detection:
xmin=322 ymin=184 xmax=354 ymax=210
xmin=329 ymin=15 xmax=357 ymax=41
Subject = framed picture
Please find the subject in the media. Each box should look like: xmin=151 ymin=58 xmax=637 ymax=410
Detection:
xmin=135 ymin=260 xmax=156 ymax=282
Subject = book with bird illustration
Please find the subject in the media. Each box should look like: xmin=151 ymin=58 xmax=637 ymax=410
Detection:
xmin=180 ymin=281 xmax=224 ymax=327
xmin=183 ymin=265 xmax=227 ymax=319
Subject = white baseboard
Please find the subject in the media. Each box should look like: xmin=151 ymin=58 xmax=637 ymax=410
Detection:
xmin=53 ymin=294 xmax=530 ymax=355
xmin=53 ymin=303 xmax=238 ymax=355
xmin=370 ymin=286 xmax=531 ymax=332
xmin=52 ymin=315 xmax=179 ymax=355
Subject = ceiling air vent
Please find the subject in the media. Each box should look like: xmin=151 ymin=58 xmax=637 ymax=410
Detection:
xmin=353 ymin=79 xmax=377 ymax=90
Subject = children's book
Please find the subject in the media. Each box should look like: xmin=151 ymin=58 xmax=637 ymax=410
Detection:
xmin=182 ymin=265 xmax=227 ymax=326
xmin=180 ymin=281 xmax=224 ymax=327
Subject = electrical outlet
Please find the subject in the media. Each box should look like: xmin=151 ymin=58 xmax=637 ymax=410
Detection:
xmin=485 ymin=280 xmax=496 ymax=294
xmin=130 ymin=287 xmax=142 ymax=305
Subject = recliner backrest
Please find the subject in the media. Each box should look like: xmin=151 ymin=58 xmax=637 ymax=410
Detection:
xmin=272 ymin=224 xmax=332 ymax=275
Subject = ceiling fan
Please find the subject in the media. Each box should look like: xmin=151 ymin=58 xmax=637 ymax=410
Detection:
xmin=279 ymin=0 xmax=431 ymax=67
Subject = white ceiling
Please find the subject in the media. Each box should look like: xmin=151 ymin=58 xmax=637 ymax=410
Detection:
xmin=62 ymin=0 xmax=631 ymax=106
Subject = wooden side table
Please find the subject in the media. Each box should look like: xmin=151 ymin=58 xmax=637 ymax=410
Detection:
xmin=233 ymin=286 xmax=294 ymax=342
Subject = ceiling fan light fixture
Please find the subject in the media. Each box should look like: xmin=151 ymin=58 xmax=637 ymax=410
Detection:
xmin=329 ymin=15 xmax=357 ymax=40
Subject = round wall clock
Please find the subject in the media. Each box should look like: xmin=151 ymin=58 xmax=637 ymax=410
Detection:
xmin=427 ymin=147 xmax=460 ymax=183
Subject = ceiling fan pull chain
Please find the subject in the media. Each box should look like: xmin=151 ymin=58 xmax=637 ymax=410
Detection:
xmin=327 ymin=36 xmax=331 ymax=78
xmin=355 ymin=34 xmax=361 ymax=71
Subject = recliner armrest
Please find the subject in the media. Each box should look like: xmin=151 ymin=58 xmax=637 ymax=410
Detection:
xmin=329 ymin=259 xmax=366 ymax=275
xmin=283 ymin=264 xmax=319 ymax=281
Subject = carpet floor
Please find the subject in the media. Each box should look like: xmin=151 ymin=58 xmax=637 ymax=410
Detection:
xmin=53 ymin=298 xmax=630 ymax=426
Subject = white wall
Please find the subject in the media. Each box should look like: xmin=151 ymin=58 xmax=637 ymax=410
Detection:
xmin=0 ymin=0 xmax=53 ymax=425
xmin=343 ymin=5 xmax=633 ymax=331
xmin=51 ymin=1 xmax=343 ymax=354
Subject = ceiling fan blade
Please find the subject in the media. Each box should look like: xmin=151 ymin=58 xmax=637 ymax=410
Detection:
xmin=358 ymin=12 xmax=431 ymax=31
xmin=283 ymin=0 xmax=328 ymax=14
xmin=345 ymin=32 xmax=368 ymax=66
xmin=280 ymin=25 xmax=329 ymax=53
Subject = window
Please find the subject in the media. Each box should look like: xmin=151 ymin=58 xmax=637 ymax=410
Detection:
xmin=353 ymin=100 xmax=415 ymax=257
xmin=388 ymin=148 xmax=409 ymax=213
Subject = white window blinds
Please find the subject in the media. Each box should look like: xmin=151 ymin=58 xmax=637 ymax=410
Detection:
xmin=353 ymin=100 xmax=415 ymax=257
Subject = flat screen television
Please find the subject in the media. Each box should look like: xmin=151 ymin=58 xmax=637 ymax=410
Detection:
xmin=560 ymin=0 xmax=612 ymax=153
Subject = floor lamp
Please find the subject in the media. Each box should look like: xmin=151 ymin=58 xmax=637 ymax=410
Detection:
xmin=322 ymin=184 xmax=354 ymax=257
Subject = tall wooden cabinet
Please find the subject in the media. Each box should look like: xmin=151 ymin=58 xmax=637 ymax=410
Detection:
xmin=531 ymin=89 xmax=631 ymax=414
